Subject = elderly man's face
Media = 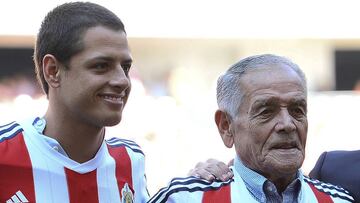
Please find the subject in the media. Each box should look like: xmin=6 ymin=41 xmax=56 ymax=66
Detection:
xmin=232 ymin=64 xmax=307 ymax=180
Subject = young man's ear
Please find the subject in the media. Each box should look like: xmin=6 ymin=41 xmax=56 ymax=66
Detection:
xmin=215 ymin=109 xmax=234 ymax=148
xmin=43 ymin=54 xmax=61 ymax=88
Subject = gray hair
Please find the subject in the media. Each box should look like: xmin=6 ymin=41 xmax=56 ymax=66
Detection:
xmin=216 ymin=54 xmax=307 ymax=119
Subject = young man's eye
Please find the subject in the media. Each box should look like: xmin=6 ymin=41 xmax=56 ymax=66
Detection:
xmin=93 ymin=62 xmax=108 ymax=70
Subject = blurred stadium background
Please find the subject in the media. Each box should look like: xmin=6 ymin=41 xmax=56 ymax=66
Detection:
xmin=1 ymin=0 xmax=359 ymax=194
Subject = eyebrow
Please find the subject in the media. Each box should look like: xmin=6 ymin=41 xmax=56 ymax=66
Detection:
xmin=86 ymin=56 xmax=133 ymax=65
xmin=252 ymin=98 xmax=279 ymax=109
xmin=288 ymin=98 xmax=307 ymax=106
xmin=251 ymin=97 xmax=307 ymax=110
xmin=121 ymin=58 xmax=133 ymax=64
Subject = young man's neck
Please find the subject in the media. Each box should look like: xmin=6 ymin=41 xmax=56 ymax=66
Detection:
xmin=43 ymin=110 xmax=105 ymax=163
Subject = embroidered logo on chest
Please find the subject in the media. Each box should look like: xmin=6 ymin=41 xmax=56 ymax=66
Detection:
xmin=121 ymin=183 xmax=134 ymax=203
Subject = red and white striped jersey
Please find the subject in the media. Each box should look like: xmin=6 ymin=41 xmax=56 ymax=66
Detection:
xmin=149 ymin=167 xmax=354 ymax=203
xmin=0 ymin=117 xmax=149 ymax=203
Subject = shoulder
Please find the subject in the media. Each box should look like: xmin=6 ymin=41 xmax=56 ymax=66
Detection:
xmin=310 ymin=150 xmax=360 ymax=178
xmin=311 ymin=150 xmax=360 ymax=171
xmin=0 ymin=121 xmax=23 ymax=143
xmin=317 ymin=150 xmax=360 ymax=162
xmin=304 ymin=176 xmax=354 ymax=202
xmin=105 ymin=137 xmax=144 ymax=156
xmin=326 ymin=150 xmax=360 ymax=159
xmin=149 ymin=176 xmax=233 ymax=203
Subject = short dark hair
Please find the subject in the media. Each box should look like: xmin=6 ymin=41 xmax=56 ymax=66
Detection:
xmin=34 ymin=2 xmax=126 ymax=95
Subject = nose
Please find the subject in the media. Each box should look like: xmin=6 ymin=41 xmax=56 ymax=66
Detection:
xmin=109 ymin=66 xmax=131 ymax=91
xmin=274 ymin=108 xmax=296 ymax=133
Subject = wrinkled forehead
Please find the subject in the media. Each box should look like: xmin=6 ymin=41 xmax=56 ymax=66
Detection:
xmin=239 ymin=64 xmax=307 ymax=101
xmin=241 ymin=63 xmax=305 ymax=86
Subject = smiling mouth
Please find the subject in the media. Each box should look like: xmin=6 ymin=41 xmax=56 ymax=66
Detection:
xmin=98 ymin=94 xmax=124 ymax=105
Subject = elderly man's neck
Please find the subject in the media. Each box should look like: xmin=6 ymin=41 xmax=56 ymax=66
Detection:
xmin=265 ymin=172 xmax=297 ymax=193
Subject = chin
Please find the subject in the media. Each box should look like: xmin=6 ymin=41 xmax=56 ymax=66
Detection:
xmin=106 ymin=120 xmax=121 ymax=127
xmin=100 ymin=114 xmax=122 ymax=127
xmin=268 ymin=152 xmax=304 ymax=174
xmin=279 ymin=165 xmax=300 ymax=174
xmin=274 ymin=161 xmax=303 ymax=176
xmin=107 ymin=118 xmax=122 ymax=126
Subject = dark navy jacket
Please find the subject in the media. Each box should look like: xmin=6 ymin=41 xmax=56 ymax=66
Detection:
xmin=309 ymin=150 xmax=360 ymax=203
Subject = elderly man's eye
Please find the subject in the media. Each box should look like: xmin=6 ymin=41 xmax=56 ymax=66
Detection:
xmin=290 ymin=106 xmax=306 ymax=118
xmin=259 ymin=108 xmax=276 ymax=118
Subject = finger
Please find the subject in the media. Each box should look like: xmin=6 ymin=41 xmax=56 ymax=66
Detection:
xmin=189 ymin=168 xmax=216 ymax=181
xmin=218 ymin=161 xmax=234 ymax=180
xmin=191 ymin=159 xmax=233 ymax=181
xmin=202 ymin=159 xmax=233 ymax=181
xmin=208 ymin=163 xmax=232 ymax=181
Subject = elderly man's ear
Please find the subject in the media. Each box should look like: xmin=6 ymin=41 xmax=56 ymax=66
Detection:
xmin=215 ymin=110 xmax=234 ymax=148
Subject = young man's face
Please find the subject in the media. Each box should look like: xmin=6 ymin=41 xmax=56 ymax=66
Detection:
xmin=57 ymin=26 xmax=132 ymax=127
xmin=232 ymin=64 xmax=308 ymax=181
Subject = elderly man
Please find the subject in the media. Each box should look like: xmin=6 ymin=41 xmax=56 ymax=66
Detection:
xmin=149 ymin=54 xmax=354 ymax=203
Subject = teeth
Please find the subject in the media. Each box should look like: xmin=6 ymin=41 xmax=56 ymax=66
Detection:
xmin=102 ymin=95 xmax=121 ymax=101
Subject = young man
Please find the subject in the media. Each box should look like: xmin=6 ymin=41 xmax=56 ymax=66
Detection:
xmin=0 ymin=2 xmax=230 ymax=202
xmin=0 ymin=2 xmax=147 ymax=202
xmin=149 ymin=54 xmax=354 ymax=203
